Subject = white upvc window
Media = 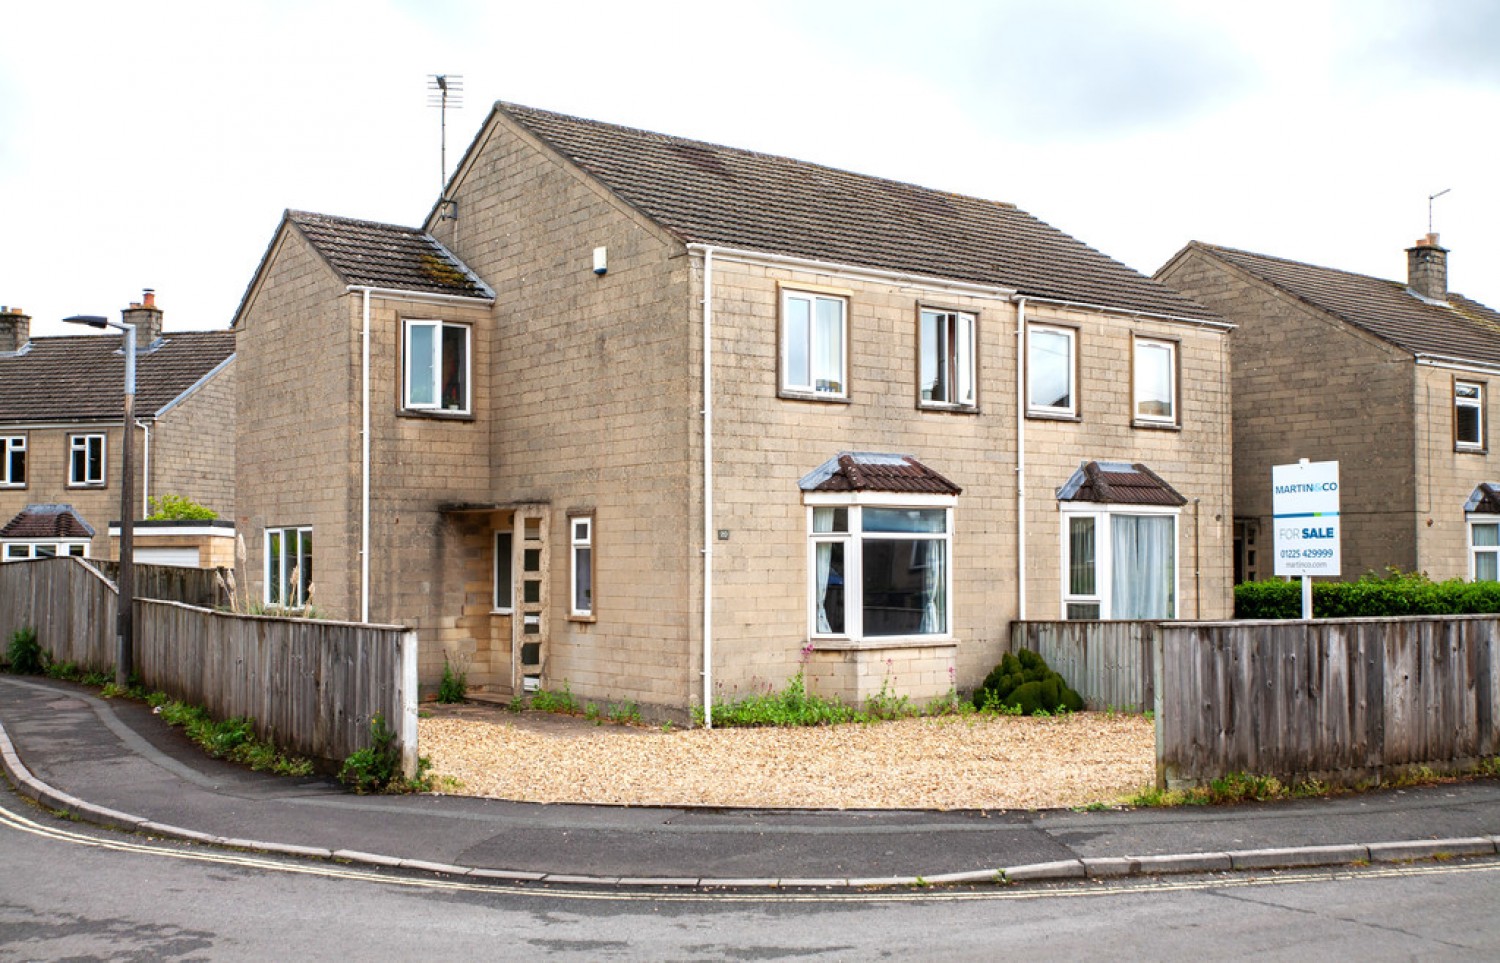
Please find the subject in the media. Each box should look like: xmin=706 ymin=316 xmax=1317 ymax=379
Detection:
xmin=2 ymin=541 xmax=88 ymax=562
xmin=569 ymin=513 xmax=594 ymax=618
xmin=404 ymin=319 xmax=471 ymax=414
xmin=1061 ymin=504 xmax=1179 ymax=619
xmin=68 ymin=433 xmax=106 ymax=487
xmin=265 ymin=526 xmax=313 ymax=608
xmin=806 ymin=494 xmax=956 ymax=642
xmin=493 ymin=529 xmax=514 ymax=612
xmin=919 ymin=308 xmax=976 ymax=408
xmin=1469 ymin=518 xmax=1499 ymax=581
xmin=781 ymin=290 xmax=848 ymax=399
xmin=1455 ymin=380 xmax=1485 ymax=451
xmin=1027 ymin=324 xmax=1076 ymax=417
xmin=0 ymin=435 xmax=24 ymax=487
xmin=1133 ymin=337 xmax=1178 ymax=425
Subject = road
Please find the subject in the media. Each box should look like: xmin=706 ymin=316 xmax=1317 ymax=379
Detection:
xmin=2 ymin=787 xmax=1498 ymax=961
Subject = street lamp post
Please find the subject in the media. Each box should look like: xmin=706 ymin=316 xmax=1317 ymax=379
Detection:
xmin=64 ymin=314 xmax=136 ymax=688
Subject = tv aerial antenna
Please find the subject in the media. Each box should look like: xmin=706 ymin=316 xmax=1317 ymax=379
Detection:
xmin=1428 ymin=187 xmax=1451 ymax=235
xmin=428 ymin=74 xmax=464 ymax=189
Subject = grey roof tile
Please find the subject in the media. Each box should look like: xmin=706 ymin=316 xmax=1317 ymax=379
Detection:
xmin=0 ymin=331 xmax=234 ymax=424
xmin=495 ymin=103 xmax=1220 ymax=321
xmin=1057 ymin=461 xmax=1187 ymax=506
xmin=800 ymin=452 xmax=962 ymax=495
xmin=1199 ymin=243 xmax=1500 ymax=366
xmin=287 ymin=211 xmax=491 ymax=299
xmin=0 ymin=504 xmax=95 ymax=539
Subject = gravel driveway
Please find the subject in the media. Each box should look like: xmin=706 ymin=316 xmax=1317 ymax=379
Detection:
xmin=418 ymin=704 xmax=1155 ymax=811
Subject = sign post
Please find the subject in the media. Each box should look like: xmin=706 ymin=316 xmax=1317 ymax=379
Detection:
xmin=1272 ymin=459 xmax=1341 ymax=619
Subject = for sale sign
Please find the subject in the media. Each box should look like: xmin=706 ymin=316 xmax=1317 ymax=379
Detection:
xmin=1273 ymin=460 xmax=1341 ymax=577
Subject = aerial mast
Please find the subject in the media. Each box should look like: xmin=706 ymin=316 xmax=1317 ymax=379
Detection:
xmin=427 ymin=74 xmax=464 ymax=189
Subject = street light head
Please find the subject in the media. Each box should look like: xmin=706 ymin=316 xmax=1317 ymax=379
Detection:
xmin=63 ymin=315 xmax=111 ymax=329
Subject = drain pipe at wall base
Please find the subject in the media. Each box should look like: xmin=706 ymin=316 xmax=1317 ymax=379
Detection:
xmin=697 ymin=246 xmax=716 ymax=729
xmin=359 ymin=287 xmax=372 ymax=624
xmin=1014 ymin=296 xmax=1028 ymax=621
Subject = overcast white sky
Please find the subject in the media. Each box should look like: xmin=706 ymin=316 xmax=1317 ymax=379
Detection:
xmin=4 ymin=0 xmax=1498 ymax=337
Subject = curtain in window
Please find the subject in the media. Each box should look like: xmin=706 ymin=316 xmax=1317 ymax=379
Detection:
xmin=1112 ymin=514 xmax=1175 ymax=618
xmin=919 ymin=538 xmax=946 ymax=633
xmin=815 ymin=542 xmax=834 ymax=633
xmin=813 ymin=297 xmax=842 ymax=392
xmin=1069 ymin=516 xmax=1096 ymax=596
xmin=1475 ymin=523 xmax=1499 ymax=581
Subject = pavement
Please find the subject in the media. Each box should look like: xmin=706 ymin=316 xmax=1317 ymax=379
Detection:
xmin=3 ymin=673 xmax=1500 ymax=891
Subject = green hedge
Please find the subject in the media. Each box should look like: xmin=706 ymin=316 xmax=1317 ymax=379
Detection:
xmin=1235 ymin=570 xmax=1500 ymax=619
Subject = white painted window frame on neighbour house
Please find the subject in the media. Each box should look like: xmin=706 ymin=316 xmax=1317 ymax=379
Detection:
xmin=918 ymin=307 xmax=977 ymax=410
xmin=1059 ymin=503 xmax=1180 ymax=620
xmin=68 ymin=433 xmax=106 ymax=487
xmin=264 ymin=525 xmax=313 ymax=609
xmin=1026 ymin=323 xmax=1076 ymax=418
xmin=493 ymin=528 xmax=514 ymax=612
xmin=1132 ymin=336 xmax=1179 ymax=426
xmin=805 ymin=492 xmax=956 ymax=644
xmin=2 ymin=541 xmax=88 ymax=562
xmin=569 ymin=513 xmax=594 ymax=619
xmin=1469 ymin=517 xmax=1500 ymax=581
xmin=403 ymin=319 xmax=471 ymax=414
xmin=780 ymin=289 xmax=849 ymax=400
xmin=1455 ymin=379 xmax=1485 ymax=451
xmin=0 ymin=434 xmax=24 ymax=487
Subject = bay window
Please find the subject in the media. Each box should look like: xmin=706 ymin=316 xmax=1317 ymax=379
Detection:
xmin=1062 ymin=507 xmax=1178 ymax=619
xmin=1470 ymin=520 xmax=1499 ymax=581
xmin=808 ymin=497 xmax=954 ymax=641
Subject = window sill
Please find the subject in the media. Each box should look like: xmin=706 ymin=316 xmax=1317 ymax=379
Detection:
xmin=1131 ymin=419 xmax=1181 ymax=432
xmin=808 ymin=636 xmax=958 ymax=652
xmin=66 ymin=483 xmax=106 ymax=490
xmin=567 ymin=613 xmax=596 ymax=624
xmin=778 ymin=390 xmax=851 ymax=405
xmin=1026 ymin=410 xmax=1080 ymax=423
xmin=918 ymin=402 xmax=980 ymax=415
xmin=491 ymin=607 xmax=514 ymax=616
xmin=398 ymin=409 xmax=475 ymax=422
xmin=1455 ymin=445 xmax=1488 ymax=454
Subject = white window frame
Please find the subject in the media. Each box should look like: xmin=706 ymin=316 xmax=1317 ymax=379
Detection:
xmin=1132 ymin=337 xmax=1178 ymax=426
xmin=264 ymin=525 xmax=313 ymax=608
xmin=919 ymin=308 xmax=977 ymax=409
xmin=780 ymin=290 xmax=848 ymax=400
xmin=1455 ymin=380 xmax=1485 ymax=451
xmin=68 ymin=433 xmax=106 ymax=487
xmin=569 ymin=513 xmax=594 ymax=619
xmin=1468 ymin=516 xmax=1500 ymax=581
xmin=1027 ymin=324 xmax=1076 ymax=418
xmin=493 ymin=528 xmax=514 ymax=612
xmin=403 ymin=319 xmax=472 ymax=414
xmin=0 ymin=435 xmax=24 ymax=487
xmin=1060 ymin=503 xmax=1180 ymax=620
xmin=2 ymin=540 xmax=89 ymax=562
xmin=804 ymin=492 xmax=956 ymax=643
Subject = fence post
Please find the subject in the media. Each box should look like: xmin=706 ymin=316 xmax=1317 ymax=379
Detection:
xmin=398 ymin=628 xmax=420 ymax=779
xmin=1153 ymin=623 xmax=1167 ymax=790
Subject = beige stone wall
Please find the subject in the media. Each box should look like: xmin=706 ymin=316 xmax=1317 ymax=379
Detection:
xmin=152 ymin=360 xmax=236 ymax=520
xmin=0 ymin=423 xmax=140 ymax=558
xmin=1413 ymin=364 xmax=1500 ymax=580
xmin=1158 ymin=250 xmax=1418 ymax=579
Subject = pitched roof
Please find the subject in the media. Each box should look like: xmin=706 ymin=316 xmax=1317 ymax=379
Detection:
xmin=1465 ymin=484 xmax=1500 ymax=515
xmin=0 ymin=504 xmax=95 ymax=539
xmin=489 ymin=103 xmax=1220 ymax=322
xmin=1191 ymin=243 xmax=1500 ymax=366
xmin=799 ymin=452 xmax=962 ymax=495
xmin=0 ymin=330 xmax=234 ymax=424
xmin=1056 ymin=461 xmax=1187 ymax=506
xmin=287 ymin=211 xmax=492 ymax=300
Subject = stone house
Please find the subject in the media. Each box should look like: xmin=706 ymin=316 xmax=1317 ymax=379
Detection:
xmin=1157 ymin=235 xmax=1500 ymax=583
xmin=234 ymin=102 xmax=1233 ymax=716
xmin=0 ymin=294 xmax=236 ymax=563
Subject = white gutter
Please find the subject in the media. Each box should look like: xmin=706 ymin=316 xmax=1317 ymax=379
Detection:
xmin=136 ymin=419 xmax=151 ymax=516
xmin=1020 ymin=295 xmax=1236 ymax=331
xmin=359 ymin=288 xmax=372 ymax=623
xmin=701 ymin=246 xmax=1017 ymax=302
xmin=342 ymin=284 xmax=494 ymax=306
xmin=700 ymin=246 xmax=716 ymax=729
xmin=1014 ymin=297 xmax=1027 ymax=621
xmin=1414 ymin=354 xmax=1500 ymax=376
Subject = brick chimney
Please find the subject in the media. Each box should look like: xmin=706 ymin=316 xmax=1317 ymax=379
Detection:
xmin=1406 ymin=233 xmax=1448 ymax=302
xmin=0 ymin=306 xmax=30 ymax=353
xmin=121 ymin=288 xmax=164 ymax=345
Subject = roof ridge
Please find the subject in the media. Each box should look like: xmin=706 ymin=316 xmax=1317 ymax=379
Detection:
xmin=287 ymin=209 xmax=426 ymax=235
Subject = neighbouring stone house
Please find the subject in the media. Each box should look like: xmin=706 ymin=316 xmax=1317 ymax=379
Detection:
xmin=1157 ymin=235 xmax=1500 ymax=583
xmin=234 ymin=102 xmax=1234 ymax=718
xmin=0 ymin=294 xmax=236 ymax=564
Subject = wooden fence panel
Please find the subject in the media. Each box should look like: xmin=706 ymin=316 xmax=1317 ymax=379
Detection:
xmin=0 ymin=557 xmax=116 ymax=672
xmin=90 ymin=560 xmax=231 ymax=609
xmin=1010 ymin=621 xmax=1156 ymax=712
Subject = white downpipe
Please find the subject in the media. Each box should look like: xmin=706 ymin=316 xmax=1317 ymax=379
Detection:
xmin=360 ymin=288 xmax=372 ymax=624
xmin=701 ymin=247 xmax=716 ymax=729
xmin=1014 ymin=297 xmax=1028 ymax=621
xmin=135 ymin=419 xmax=151 ymax=516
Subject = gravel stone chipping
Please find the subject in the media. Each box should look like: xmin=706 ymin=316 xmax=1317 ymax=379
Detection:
xmin=418 ymin=708 xmax=1155 ymax=810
